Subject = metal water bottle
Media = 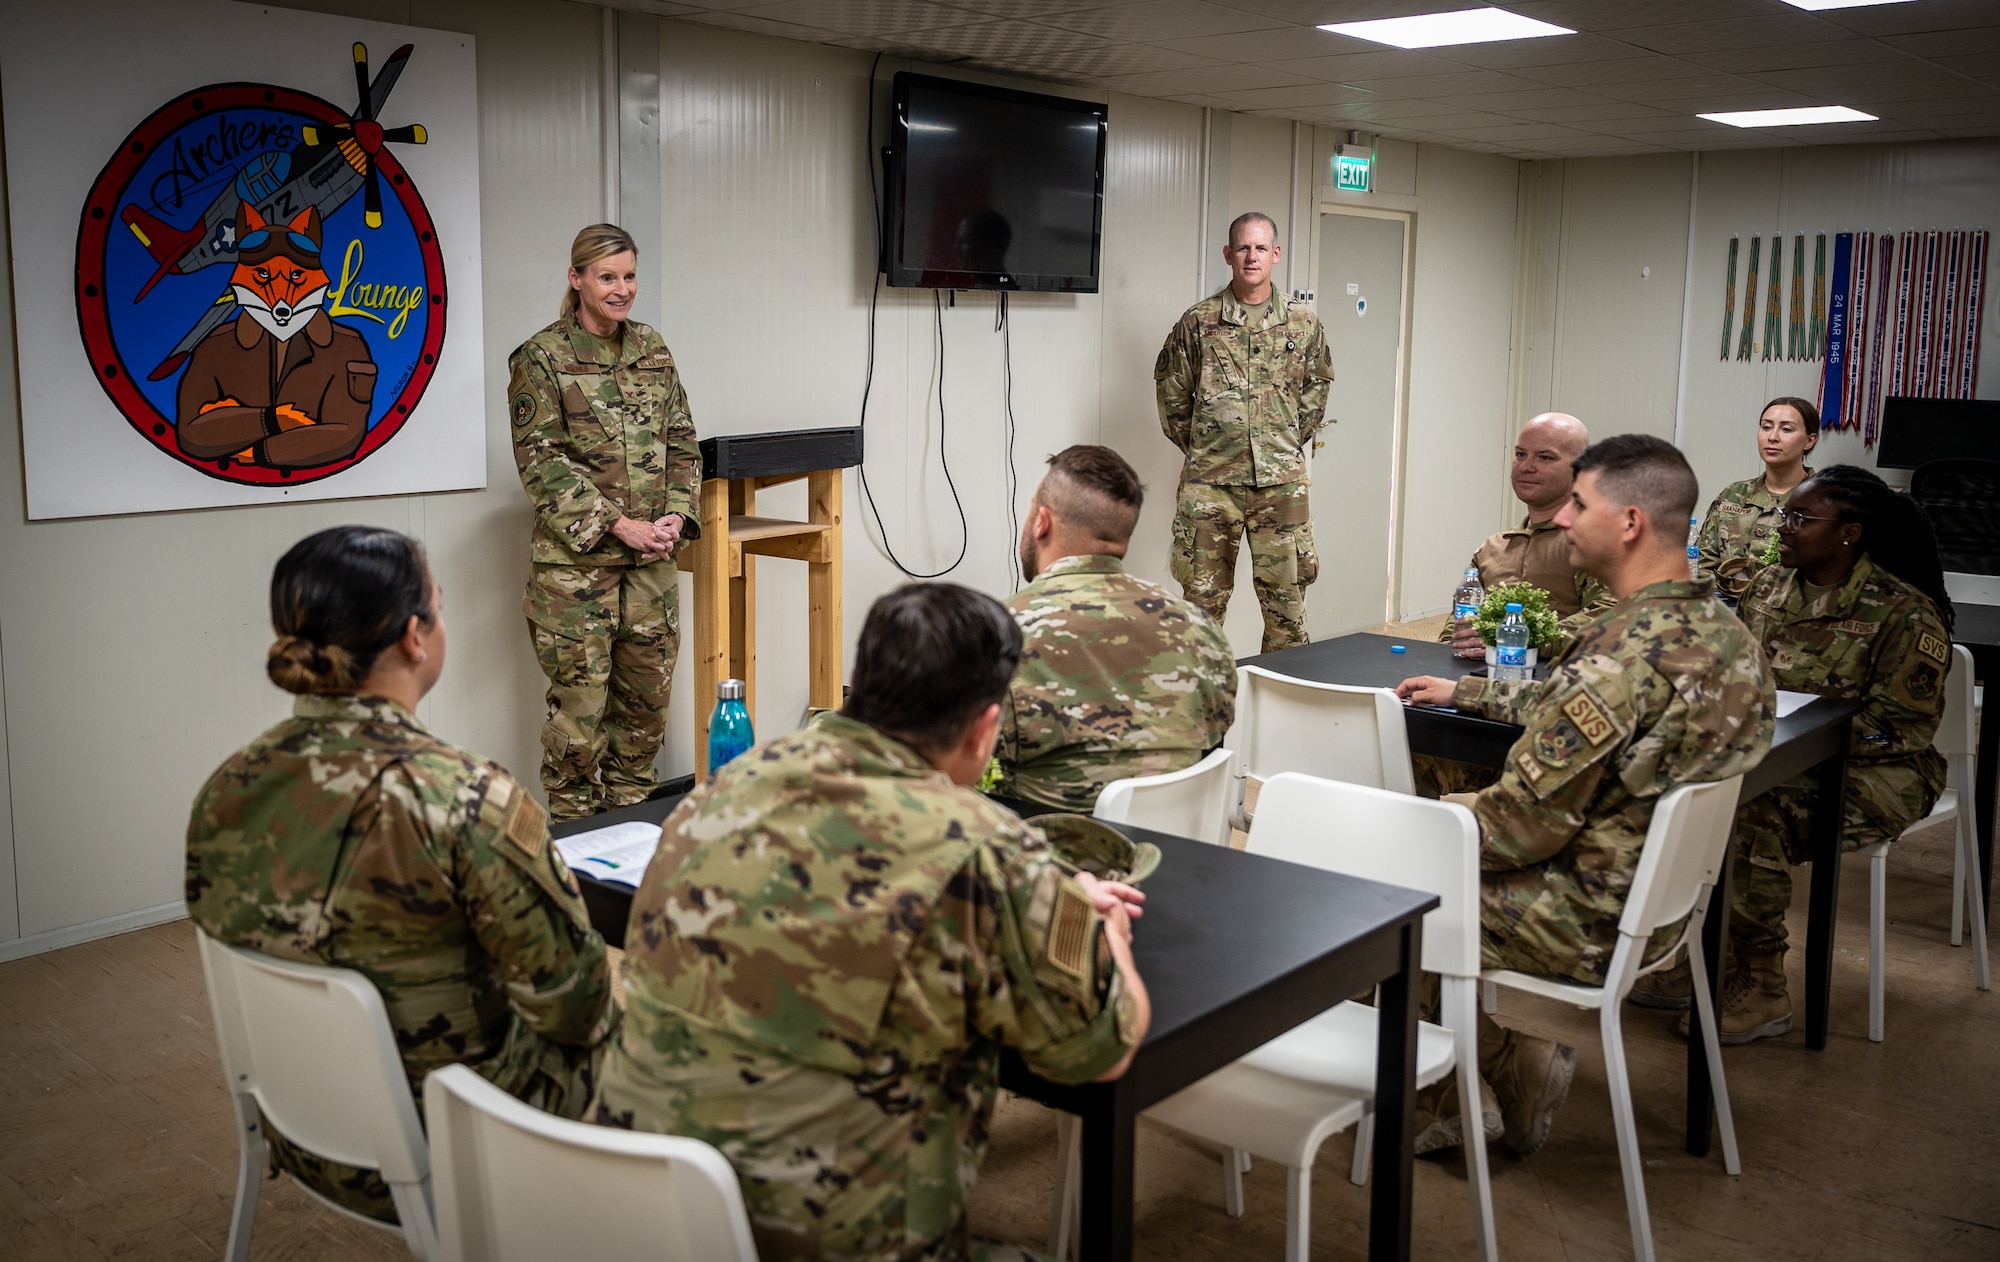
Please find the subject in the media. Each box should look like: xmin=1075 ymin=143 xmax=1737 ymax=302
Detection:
xmin=708 ymin=678 xmax=753 ymax=773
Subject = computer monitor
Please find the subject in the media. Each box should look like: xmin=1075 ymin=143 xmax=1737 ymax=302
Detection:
xmin=1875 ymin=397 xmax=2000 ymax=470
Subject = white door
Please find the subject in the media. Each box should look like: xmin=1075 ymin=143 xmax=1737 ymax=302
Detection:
xmin=1308 ymin=211 xmax=1408 ymax=636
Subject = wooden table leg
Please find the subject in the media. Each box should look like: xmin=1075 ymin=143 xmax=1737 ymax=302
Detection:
xmin=692 ymin=478 xmax=730 ymax=782
xmin=1805 ymin=742 xmax=1853 ymax=1050
xmin=1369 ymin=919 xmax=1420 ymax=1262
xmin=1078 ymin=1088 xmax=1137 ymax=1262
xmin=807 ymin=469 xmax=843 ymax=711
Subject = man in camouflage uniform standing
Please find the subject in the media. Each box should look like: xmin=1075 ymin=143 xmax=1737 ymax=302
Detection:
xmin=593 ymin=583 xmax=1149 ymax=1261
xmin=1398 ymin=435 xmax=1774 ymax=1154
xmin=1156 ymin=211 xmax=1334 ymax=653
xmin=996 ymin=444 xmax=1236 ymax=812
xmin=508 ymin=226 xmax=701 ymax=819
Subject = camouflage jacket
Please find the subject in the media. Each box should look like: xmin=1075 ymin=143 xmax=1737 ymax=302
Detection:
xmin=592 ymin=713 xmax=1138 ymax=1262
xmin=1739 ymin=554 xmax=1948 ymax=823
xmin=507 ymin=315 xmax=702 ymax=566
xmin=1696 ymin=470 xmax=1809 ymax=599
xmin=1437 ymin=516 xmax=1614 ymax=645
xmin=1450 ymin=580 xmax=1774 ymax=984
xmin=998 ymin=554 xmax=1237 ymax=811
xmin=1155 ymin=287 xmax=1334 ymax=487
xmin=185 ymin=694 xmax=618 ymax=1097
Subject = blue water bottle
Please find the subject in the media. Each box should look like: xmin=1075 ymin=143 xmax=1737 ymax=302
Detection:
xmin=1494 ymin=602 xmax=1531 ymax=683
xmin=708 ymin=678 xmax=753 ymax=773
xmin=1687 ymin=516 xmax=1700 ymax=579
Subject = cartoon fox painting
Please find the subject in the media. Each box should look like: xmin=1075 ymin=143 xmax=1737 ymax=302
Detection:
xmin=176 ymin=201 xmax=377 ymax=468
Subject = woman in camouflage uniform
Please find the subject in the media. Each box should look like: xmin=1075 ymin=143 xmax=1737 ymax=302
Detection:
xmin=508 ymin=224 xmax=701 ymax=819
xmin=1694 ymin=395 xmax=1819 ymax=600
xmin=1640 ymin=467 xmax=1954 ymax=1043
xmin=186 ymin=527 xmax=619 ymax=1223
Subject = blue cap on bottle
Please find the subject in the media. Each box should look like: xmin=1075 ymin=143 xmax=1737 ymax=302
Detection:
xmin=1390 ymin=644 xmax=1406 ymax=654
xmin=1505 ymin=601 xmax=1523 ymax=613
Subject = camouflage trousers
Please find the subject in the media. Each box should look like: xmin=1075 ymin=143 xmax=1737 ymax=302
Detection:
xmin=1170 ymin=478 xmax=1317 ymax=654
xmin=1413 ymin=754 xmax=1500 ymax=799
xmin=526 ymin=562 xmax=680 ymax=820
xmin=1728 ymin=762 xmax=1939 ymax=955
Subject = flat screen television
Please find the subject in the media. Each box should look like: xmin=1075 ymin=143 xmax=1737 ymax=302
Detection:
xmin=882 ymin=72 xmax=1107 ymax=293
xmin=1875 ymin=397 xmax=2000 ymax=470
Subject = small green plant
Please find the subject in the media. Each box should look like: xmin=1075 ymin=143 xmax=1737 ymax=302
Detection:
xmin=976 ymin=756 xmax=1004 ymax=795
xmin=1759 ymin=531 xmax=1781 ymax=567
xmin=1473 ymin=583 xmax=1562 ymax=650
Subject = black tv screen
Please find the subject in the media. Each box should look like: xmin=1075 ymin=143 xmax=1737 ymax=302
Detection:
xmin=883 ymin=73 xmax=1106 ymax=292
xmin=1875 ymin=397 xmax=2000 ymax=469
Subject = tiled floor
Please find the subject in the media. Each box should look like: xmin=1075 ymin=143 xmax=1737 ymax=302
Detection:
xmin=4 ymin=822 xmax=1995 ymax=1259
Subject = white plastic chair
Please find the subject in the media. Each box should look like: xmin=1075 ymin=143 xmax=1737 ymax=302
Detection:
xmin=1480 ymin=777 xmax=1746 ymax=1262
xmin=196 ymin=930 xmax=437 ymax=1261
xmin=1228 ymin=666 xmax=1415 ymax=829
xmin=1861 ymin=645 xmax=1991 ymax=1042
xmin=1053 ymin=773 xmax=1497 ymax=1262
xmin=1093 ymin=746 xmax=1237 ymax=846
xmin=424 ymin=1064 xmax=758 ymax=1261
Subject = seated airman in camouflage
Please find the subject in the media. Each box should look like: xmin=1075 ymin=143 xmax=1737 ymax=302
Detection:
xmin=1636 ymin=465 xmax=1952 ymax=1044
xmin=592 ymin=582 xmax=1151 ymax=1262
xmin=186 ymin=527 xmax=619 ymax=1225
xmin=996 ymin=444 xmax=1236 ymax=812
xmin=1398 ymin=435 xmax=1774 ymax=1156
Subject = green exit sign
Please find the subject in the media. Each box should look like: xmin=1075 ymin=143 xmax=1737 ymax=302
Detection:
xmin=1335 ymin=151 xmax=1371 ymax=193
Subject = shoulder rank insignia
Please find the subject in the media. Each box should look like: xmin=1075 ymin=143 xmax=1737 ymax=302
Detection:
xmin=505 ymin=794 xmax=548 ymax=861
xmin=1046 ymin=880 xmax=1094 ymax=982
xmin=1916 ymin=631 xmax=1950 ymax=666
xmin=1559 ymin=689 xmax=1618 ymax=748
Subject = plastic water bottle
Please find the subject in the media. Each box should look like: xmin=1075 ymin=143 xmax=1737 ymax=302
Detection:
xmin=1687 ymin=517 xmax=1700 ymax=579
xmin=708 ymin=678 xmax=754 ymax=773
xmin=1451 ymin=567 xmax=1485 ymax=624
xmin=1494 ymin=602 xmax=1531 ymax=682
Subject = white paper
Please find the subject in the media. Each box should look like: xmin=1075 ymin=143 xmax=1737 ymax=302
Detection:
xmin=554 ymin=821 xmax=662 ymax=887
xmin=1775 ymin=690 xmax=1819 ymax=718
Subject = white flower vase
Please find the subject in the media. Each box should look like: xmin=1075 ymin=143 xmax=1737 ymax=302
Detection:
xmin=1483 ymin=647 xmax=1539 ymax=668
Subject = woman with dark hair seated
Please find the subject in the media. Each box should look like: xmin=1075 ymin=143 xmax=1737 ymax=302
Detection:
xmin=1695 ymin=395 xmax=1820 ymax=599
xmin=1636 ymin=466 xmax=1953 ymax=1042
xmin=185 ymin=526 xmax=619 ymax=1223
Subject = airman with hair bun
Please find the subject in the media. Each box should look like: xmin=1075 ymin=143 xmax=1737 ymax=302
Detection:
xmin=186 ymin=525 xmax=619 ymax=1226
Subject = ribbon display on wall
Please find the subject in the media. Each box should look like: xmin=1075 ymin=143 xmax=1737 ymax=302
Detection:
xmin=1720 ymin=235 xmax=1739 ymax=361
xmin=1788 ymin=233 xmax=1806 ymax=360
xmin=1722 ymin=226 xmax=1987 ymax=448
xmin=1818 ymin=231 xmax=1855 ymax=428
xmin=1738 ymin=235 xmax=1761 ymax=361
xmin=1808 ymin=233 xmax=1827 ymax=360
xmin=1762 ymin=229 xmax=1785 ymax=361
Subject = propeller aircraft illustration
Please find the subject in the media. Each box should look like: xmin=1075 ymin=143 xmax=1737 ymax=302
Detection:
xmin=118 ymin=42 xmax=426 ymax=380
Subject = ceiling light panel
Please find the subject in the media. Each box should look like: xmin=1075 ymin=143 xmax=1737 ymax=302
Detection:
xmin=1319 ymin=7 xmax=1575 ymax=50
xmin=1698 ymin=105 xmax=1881 ymax=126
xmin=1779 ymin=1 xmax=1919 ymax=11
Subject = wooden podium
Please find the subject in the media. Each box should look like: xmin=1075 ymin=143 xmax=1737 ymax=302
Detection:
xmin=680 ymin=428 xmax=862 ymax=780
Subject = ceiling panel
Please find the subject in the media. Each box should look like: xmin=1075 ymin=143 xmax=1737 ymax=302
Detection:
xmin=641 ymin=0 xmax=2000 ymax=159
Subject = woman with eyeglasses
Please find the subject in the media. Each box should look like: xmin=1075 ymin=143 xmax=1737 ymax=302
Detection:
xmin=1694 ymin=395 xmax=1820 ymax=599
xmin=1634 ymin=465 xmax=1953 ymax=1042
xmin=506 ymin=224 xmax=701 ymax=819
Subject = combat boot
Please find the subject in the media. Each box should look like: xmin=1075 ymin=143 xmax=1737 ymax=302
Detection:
xmin=1481 ymin=1027 xmax=1577 ymax=1157
xmin=1680 ymin=949 xmax=1792 ymax=1045
xmin=1412 ymin=1073 xmax=1503 ymax=1154
xmin=1629 ymin=951 xmax=1692 ymax=1010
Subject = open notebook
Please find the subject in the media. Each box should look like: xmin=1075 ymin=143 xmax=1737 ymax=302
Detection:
xmin=553 ymin=820 xmax=661 ymax=888
xmin=1775 ymin=689 xmax=1819 ymax=718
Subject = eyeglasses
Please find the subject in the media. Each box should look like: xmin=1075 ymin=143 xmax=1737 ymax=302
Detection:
xmin=1776 ymin=509 xmax=1843 ymax=530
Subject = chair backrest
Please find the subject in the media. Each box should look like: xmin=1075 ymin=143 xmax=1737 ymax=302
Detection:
xmin=1093 ymin=747 xmax=1236 ymax=846
xmin=1911 ymin=459 xmax=2000 ymax=575
xmin=195 ymin=929 xmax=429 ymax=1186
xmin=1230 ymin=666 xmax=1415 ymax=795
xmin=1614 ymin=777 xmax=1746 ymax=941
xmin=1938 ymin=644 xmax=1976 ymax=762
xmin=424 ymin=1065 xmax=759 ymax=1262
xmin=1245 ymin=772 xmax=1479 ymax=979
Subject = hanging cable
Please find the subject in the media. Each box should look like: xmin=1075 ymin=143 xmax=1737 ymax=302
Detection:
xmin=999 ymin=291 xmax=1021 ymax=589
xmin=855 ymin=50 xmax=967 ymax=579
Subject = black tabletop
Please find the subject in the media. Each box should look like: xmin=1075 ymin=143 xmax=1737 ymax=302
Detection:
xmin=556 ymin=794 xmax=1436 ymax=1052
